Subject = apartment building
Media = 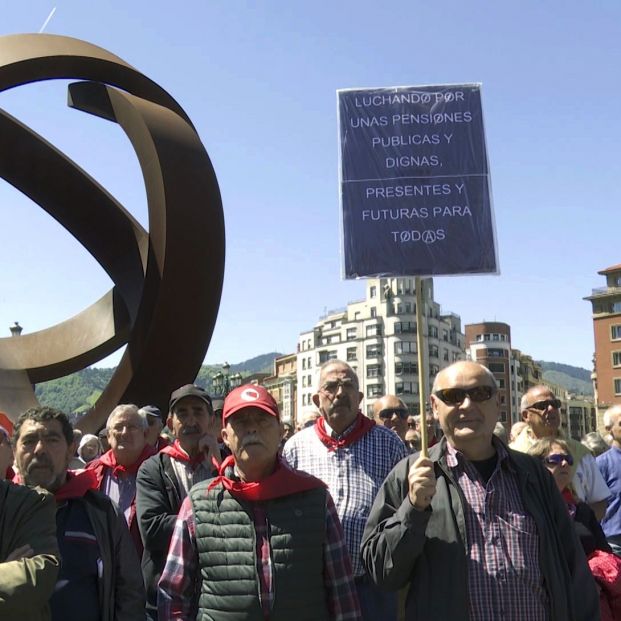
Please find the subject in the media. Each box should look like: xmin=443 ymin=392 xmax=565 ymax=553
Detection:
xmin=585 ymin=264 xmax=621 ymax=419
xmin=263 ymin=353 xmax=297 ymax=425
xmin=297 ymin=277 xmax=465 ymax=417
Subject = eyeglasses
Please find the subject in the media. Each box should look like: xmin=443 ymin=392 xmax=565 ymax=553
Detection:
xmin=320 ymin=378 xmax=356 ymax=394
xmin=543 ymin=453 xmax=573 ymax=466
xmin=433 ymin=386 xmax=495 ymax=405
xmin=378 ymin=408 xmax=408 ymax=420
xmin=526 ymin=399 xmax=561 ymax=412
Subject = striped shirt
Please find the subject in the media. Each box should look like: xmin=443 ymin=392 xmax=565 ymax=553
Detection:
xmin=446 ymin=440 xmax=549 ymax=621
xmin=282 ymin=421 xmax=408 ymax=576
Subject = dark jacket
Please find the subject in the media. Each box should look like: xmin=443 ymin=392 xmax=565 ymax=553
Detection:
xmin=0 ymin=482 xmax=59 ymax=621
xmin=361 ymin=440 xmax=600 ymax=621
xmin=136 ymin=451 xmax=184 ymax=612
xmin=76 ymin=490 xmax=145 ymax=621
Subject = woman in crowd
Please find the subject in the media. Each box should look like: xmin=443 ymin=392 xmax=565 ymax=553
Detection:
xmin=528 ymin=438 xmax=621 ymax=620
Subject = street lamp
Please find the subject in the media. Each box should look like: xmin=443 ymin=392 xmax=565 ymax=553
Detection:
xmin=212 ymin=362 xmax=237 ymax=396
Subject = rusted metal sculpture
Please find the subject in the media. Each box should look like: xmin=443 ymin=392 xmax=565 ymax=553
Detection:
xmin=0 ymin=34 xmax=225 ymax=431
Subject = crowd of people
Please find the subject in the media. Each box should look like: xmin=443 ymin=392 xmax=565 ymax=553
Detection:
xmin=1 ymin=359 xmax=621 ymax=620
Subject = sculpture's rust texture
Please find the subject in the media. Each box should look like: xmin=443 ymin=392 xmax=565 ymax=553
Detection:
xmin=0 ymin=34 xmax=225 ymax=431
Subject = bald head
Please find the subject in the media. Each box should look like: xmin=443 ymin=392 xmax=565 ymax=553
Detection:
xmin=432 ymin=360 xmax=497 ymax=394
xmin=604 ymin=405 xmax=621 ymax=449
xmin=520 ymin=385 xmax=560 ymax=439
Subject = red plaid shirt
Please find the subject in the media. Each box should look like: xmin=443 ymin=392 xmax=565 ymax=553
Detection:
xmin=446 ymin=440 xmax=550 ymax=620
xmin=158 ymin=491 xmax=360 ymax=620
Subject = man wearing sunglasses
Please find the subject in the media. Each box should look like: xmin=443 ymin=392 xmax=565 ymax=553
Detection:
xmin=372 ymin=395 xmax=409 ymax=441
xmin=511 ymin=385 xmax=610 ymax=521
xmin=362 ymin=361 xmax=598 ymax=621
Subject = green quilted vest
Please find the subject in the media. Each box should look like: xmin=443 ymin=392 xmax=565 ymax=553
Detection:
xmin=190 ymin=481 xmax=330 ymax=621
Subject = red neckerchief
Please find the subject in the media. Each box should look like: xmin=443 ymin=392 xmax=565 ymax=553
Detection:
xmin=208 ymin=455 xmax=326 ymax=502
xmin=314 ymin=412 xmax=375 ymax=451
xmin=55 ymin=469 xmax=99 ymax=502
xmin=161 ymin=440 xmax=206 ymax=469
xmin=5 ymin=466 xmax=14 ymax=480
xmin=562 ymin=488 xmax=576 ymax=505
xmin=98 ymin=444 xmax=154 ymax=478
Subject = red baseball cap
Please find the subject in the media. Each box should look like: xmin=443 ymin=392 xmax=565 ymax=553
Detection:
xmin=223 ymin=385 xmax=279 ymax=424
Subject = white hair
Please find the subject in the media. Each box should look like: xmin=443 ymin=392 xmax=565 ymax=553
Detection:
xmin=106 ymin=404 xmax=146 ymax=430
xmin=603 ymin=406 xmax=621 ymax=429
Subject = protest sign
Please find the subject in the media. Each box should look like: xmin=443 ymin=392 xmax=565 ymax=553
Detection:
xmin=338 ymin=84 xmax=497 ymax=278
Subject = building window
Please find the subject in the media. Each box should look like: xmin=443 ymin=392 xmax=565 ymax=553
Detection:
xmin=492 ymin=333 xmax=500 ymax=341
xmin=395 ymin=361 xmax=417 ymax=375
xmin=497 ymin=378 xmax=505 ymax=389
xmin=367 ymin=364 xmax=381 ymax=378
xmin=442 ymin=330 xmax=449 ymax=342
xmin=612 ymin=325 xmax=621 ymax=340
xmin=395 ymin=321 xmax=416 ymax=334
xmin=366 ymin=344 xmax=382 ymax=358
xmin=488 ymin=362 xmax=505 ymax=373
xmin=367 ymin=384 xmax=382 ymax=398
xmin=302 ymin=376 xmax=307 ymax=387
xmin=346 ymin=327 xmax=357 ymax=340
xmin=394 ymin=341 xmax=415 ymax=354
xmin=429 ymin=345 xmax=439 ymax=358
xmin=615 ymin=379 xmax=621 ymax=395
xmin=370 ymin=286 xmax=377 ymax=298
xmin=476 ymin=334 xmax=483 ymax=341
xmin=405 ymin=302 xmax=412 ymax=314
xmin=302 ymin=358 xmax=306 ymax=370
xmin=613 ymin=351 xmax=621 ymax=368
xmin=500 ymin=411 xmax=507 ymax=422
xmin=347 ymin=347 xmax=357 ymax=362
xmin=370 ymin=308 xmax=377 ymax=318
xmin=613 ymin=302 xmax=621 ymax=313
xmin=430 ymin=364 xmax=440 ymax=376
xmin=488 ymin=348 xmax=505 ymax=358
xmin=443 ymin=349 xmax=449 ymax=361
xmin=428 ymin=326 xmax=438 ymax=338
xmin=366 ymin=324 xmax=382 ymax=337
xmin=319 ymin=350 xmax=337 ymax=363
xmin=395 ymin=381 xmax=414 ymax=395
xmin=484 ymin=334 xmax=491 ymax=341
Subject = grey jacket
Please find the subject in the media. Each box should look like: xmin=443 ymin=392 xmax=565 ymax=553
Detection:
xmin=361 ymin=440 xmax=600 ymax=621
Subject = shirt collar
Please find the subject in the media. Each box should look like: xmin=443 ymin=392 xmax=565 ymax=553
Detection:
xmin=445 ymin=436 xmax=514 ymax=472
xmin=323 ymin=416 xmax=358 ymax=440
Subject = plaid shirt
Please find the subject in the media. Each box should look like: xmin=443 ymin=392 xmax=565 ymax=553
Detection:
xmin=282 ymin=422 xmax=408 ymax=576
xmin=158 ymin=490 xmax=361 ymax=620
xmin=446 ymin=440 xmax=549 ymax=620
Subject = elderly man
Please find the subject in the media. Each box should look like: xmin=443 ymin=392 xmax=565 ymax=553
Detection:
xmin=283 ymin=360 xmax=408 ymax=620
xmin=373 ymin=395 xmax=408 ymax=441
xmin=361 ymin=361 xmax=598 ymax=620
xmin=511 ymin=385 xmax=610 ymax=520
xmin=158 ymin=384 xmax=360 ymax=620
xmin=137 ymin=384 xmax=222 ymax=620
xmin=87 ymin=404 xmax=154 ymax=555
xmin=13 ymin=406 xmax=144 ymax=621
xmin=597 ymin=405 xmax=621 ymax=555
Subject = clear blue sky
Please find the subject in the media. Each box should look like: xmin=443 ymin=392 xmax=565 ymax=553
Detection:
xmin=0 ymin=1 xmax=619 ymax=371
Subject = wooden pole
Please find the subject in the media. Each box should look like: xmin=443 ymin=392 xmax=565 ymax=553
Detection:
xmin=415 ymin=276 xmax=428 ymax=457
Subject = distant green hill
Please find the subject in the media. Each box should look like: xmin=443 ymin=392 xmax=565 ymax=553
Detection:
xmin=35 ymin=352 xmax=282 ymax=414
xmin=538 ymin=361 xmax=593 ymax=396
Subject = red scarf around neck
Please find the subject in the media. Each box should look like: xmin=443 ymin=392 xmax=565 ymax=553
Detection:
xmin=99 ymin=444 xmax=154 ymax=478
xmin=161 ymin=439 xmax=206 ymax=469
xmin=55 ymin=469 xmax=99 ymax=502
xmin=208 ymin=455 xmax=325 ymax=502
xmin=314 ymin=411 xmax=375 ymax=451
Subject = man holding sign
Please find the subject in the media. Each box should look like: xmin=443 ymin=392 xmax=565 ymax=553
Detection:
xmin=361 ymin=361 xmax=598 ymax=620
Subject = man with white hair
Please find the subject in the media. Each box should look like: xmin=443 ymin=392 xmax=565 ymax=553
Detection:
xmin=511 ymin=385 xmax=610 ymax=520
xmin=87 ymin=404 xmax=153 ymax=555
xmin=597 ymin=405 xmax=621 ymax=554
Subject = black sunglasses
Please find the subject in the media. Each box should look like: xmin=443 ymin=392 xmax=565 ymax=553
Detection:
xmin=543 ymin=453 xmax=573 ymax=466
xmin=378 ymin=408 xmax=408 ymax=420
xmin=527 ymin=399 xmax=561 ymax=412
xmin=433 ymin=386 xmax=495 ymax=405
